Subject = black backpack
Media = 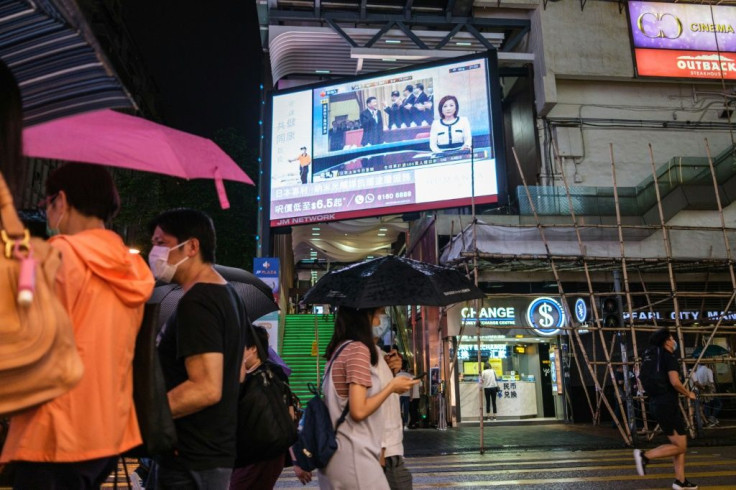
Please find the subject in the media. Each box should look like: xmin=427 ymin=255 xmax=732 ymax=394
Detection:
xmin=235 ymin=363 xmax=298 ymax=465
xmin=638 ymin=346 xmax=670 ymax=396
xmin=291 ymin=341 xmax=353 ymax=472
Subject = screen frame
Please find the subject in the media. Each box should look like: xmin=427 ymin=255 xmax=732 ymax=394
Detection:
xmin=264 ymin=50 xmax=507 ymax=229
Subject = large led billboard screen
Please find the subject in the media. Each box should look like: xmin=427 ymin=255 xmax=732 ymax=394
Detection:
xmin=267 ymin=52 xmax=505 ymax=227
xmin=628 ymin=1 xmax=736 ymax=80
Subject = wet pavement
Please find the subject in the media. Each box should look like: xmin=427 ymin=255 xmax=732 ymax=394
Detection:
xmin=402 ymin=419 xmax=736 ymax=456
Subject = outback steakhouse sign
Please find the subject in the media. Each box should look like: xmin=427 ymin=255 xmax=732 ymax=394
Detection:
xmin=629 ymin=1 xmax=736 ymax=80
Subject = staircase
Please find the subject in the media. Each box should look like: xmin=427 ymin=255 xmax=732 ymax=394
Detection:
xmin=280 ymin=314 xmax=335 ymax=402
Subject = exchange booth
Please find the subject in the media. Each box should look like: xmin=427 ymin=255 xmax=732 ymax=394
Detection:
xmin=446 ymin=297 xmax=567 ymax=423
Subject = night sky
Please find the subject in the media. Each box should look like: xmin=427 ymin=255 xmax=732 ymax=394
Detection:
xmin=121 ymin=1 xmax=264 ymax=147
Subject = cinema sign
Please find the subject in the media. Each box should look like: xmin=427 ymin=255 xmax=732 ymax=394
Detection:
xmin=628 ymin=1 xmax=736 ymax=80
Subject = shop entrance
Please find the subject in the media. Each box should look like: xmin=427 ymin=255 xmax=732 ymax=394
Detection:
xmin=452 ymin=335 xmax=560 ymax=423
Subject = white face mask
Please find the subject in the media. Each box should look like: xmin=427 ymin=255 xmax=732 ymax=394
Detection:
xmin=148 ymin=240 xmax=190 ymax=283
xmin=372 ymin=313 xmax=391 ymax=339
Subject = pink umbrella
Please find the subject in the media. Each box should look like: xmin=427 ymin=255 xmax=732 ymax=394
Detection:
xmin=23 ymin=109 xmax=254 ymax=209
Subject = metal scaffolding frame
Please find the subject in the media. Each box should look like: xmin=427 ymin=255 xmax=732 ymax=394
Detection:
xmin=445 ymin=140 xmax=736 ymax=448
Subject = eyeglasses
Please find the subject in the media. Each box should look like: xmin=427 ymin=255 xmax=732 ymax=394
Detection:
xmin=37 ymin=193 xmax=59 ymax=209
xmin=37 ymin=193 xmax=59 ymax=214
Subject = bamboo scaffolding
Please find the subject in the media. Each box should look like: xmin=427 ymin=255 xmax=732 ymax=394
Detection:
xmin=446 ymin=139 xmax=736 ymax=445
xmin=551 ymin=139 xmax=597 ymax=422
xmin=610 ymin=144 xmax=638 ymax=440
xmin=512 ymin=147 xmax=633 ymax=445
xmin=648 ymin=143 xmax=695 ymax=437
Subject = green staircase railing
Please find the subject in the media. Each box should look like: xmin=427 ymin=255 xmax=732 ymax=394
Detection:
xmin=280 ymin=314 xmax=335 ymax=402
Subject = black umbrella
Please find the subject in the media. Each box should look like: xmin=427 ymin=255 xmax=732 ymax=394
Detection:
xmin=1 ymin=0 xmax=133 ymax=126
xmin=692 ymin=344 xmax=730 ymax=358
xmin=154 ymin=265 xmax=278 ymax=328
xmin=302 ymin=255 xmax=484 ymax=308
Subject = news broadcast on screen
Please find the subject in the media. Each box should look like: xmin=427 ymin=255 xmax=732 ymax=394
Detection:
xmin=268 ymin=52 xmax=503 ymax=227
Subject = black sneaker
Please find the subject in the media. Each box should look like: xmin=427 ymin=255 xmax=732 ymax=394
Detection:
xmin=672 ymin=479 xmax=698 ymax=489
xmin=633 ymin=449 xmax=648 ymax=476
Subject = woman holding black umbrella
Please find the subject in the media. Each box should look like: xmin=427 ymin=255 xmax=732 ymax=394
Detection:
xmin=318 ymin=307 xmax=417 ymax=490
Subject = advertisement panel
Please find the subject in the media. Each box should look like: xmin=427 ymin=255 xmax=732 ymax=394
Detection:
xmin=268 ymin=52 xmax=505 ymax=227
xmin=253 ymin=257 xmax=280 ymax=301
xmin=628 ymin=1 xmax=736 ymax=79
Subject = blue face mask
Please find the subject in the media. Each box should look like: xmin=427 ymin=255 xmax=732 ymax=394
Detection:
xmin=45 ymin=211 xmax=64 ymax=237
xmin=372 ymin=314 xmax=391 ymax=339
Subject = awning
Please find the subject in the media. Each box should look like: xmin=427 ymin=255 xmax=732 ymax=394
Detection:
xmin=0 ymin=0 xmax=133 ymax=126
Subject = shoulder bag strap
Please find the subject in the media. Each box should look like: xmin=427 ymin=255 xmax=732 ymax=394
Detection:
xmin=323 ymin=340 xmax=354 ymax=430
xmin=230 ymin=286 xmax=269 ymax=363
xmin=0 ymin=171 xmax=24 ymax=238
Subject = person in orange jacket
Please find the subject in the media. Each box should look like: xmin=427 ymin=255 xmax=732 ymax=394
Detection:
xmin=2 ymin=163 xmax=154 ymax=489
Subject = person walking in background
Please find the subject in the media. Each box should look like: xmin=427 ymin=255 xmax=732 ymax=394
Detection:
xmin=150 ymin=208 xmax=246 ymax=489
xmin=359 ymin=97 xmax=384 ymax=146
xmin=398 ymin=361 xmax=411 ymax=429
xmin=231 ymin=326 xmax=289 ymax=490
xmin=372 ymin=309 xmax=413 ymax=490
xmin=318 ymin=307 xmax=417 ymax=489
xmin=408 ymin=374 xmax=421 ymax=429
xmin=692 ymin=362 xmax=721 ymax=427
xmin=2 ymin=163 xmax=154 ymax=489
xmin=288 ymin=146 xmax=311 ymax=184
xmin=633 ymin=327 xmax=698 ymax=490
xmin=481 ymin=362 xmax=499 ymax=421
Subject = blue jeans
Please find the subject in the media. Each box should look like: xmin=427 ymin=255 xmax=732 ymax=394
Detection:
xmin=157 ymin=465 xmax=232 ymax=490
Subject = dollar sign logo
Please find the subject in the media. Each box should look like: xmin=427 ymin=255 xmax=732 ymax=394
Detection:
xmin=538 ymin=303 xmax=554 ymax=328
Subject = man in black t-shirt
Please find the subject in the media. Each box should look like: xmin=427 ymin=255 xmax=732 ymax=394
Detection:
xmin=149 ymin=208 xmax=246 ymax=489
xmin=633 ymin=328 xmax=698 ymax=490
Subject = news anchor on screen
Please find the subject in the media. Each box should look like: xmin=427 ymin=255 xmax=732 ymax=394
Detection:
xmin=429 ymin=95 xmax=472 ymax=154
xmin=359 ymin=96 xmax=384 ymax=146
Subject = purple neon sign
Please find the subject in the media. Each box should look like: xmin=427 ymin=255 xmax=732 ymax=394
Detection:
xmin=629 ymin=1 xmax=736 ymax=53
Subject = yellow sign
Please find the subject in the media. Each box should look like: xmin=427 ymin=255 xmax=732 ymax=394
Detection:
xmin=463 ymin=359 xmax=503 ymax=376
xmin=311 ymin=340 xmax=318 ymax=356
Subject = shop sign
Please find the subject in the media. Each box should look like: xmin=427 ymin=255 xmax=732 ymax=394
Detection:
xmin=500 ymin=381 xmax=518 ymax=400
xmin=460 ymin=306 xmax=516 ymax=326
xmin=526 ymin=297 xmax=565 ymax=336
xmin=623 ymin=310 xmax=736 ymax=322
xmin=574 ymin=298 xmax=588 ymax=323
xmin=457 ymin=344 xmax=508 ymax=360
xmin=628 ymin=1 xmax=736 ymax=80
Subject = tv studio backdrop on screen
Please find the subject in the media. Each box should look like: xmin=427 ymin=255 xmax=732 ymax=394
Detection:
xmin=265 ymin=51 xmax=507 ymax=228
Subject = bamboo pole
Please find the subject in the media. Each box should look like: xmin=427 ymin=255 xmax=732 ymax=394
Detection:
xmin=550 ymin=139 xmax=598 ymax=422
xmin=647 ymin=143 xmax=694 ymax=437
xmin=609 ymin=144 xmax=637 ymax=440
xmin=511 ymin=147 xmax=632 ymax=445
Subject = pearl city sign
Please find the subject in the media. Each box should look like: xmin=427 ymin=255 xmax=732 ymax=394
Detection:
xmin=628 ymin=1 xmax=736 ymax=80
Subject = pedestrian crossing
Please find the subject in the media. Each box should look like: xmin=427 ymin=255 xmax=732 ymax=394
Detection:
xmin=9 ymin=448 xmax=725 ymax=489
xmin=273 ymin=448 xmax=736 ymax=489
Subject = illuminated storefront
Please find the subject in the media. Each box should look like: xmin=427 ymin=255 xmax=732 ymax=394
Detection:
xmin=446 ymin=296 xmax=567 ymax=423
